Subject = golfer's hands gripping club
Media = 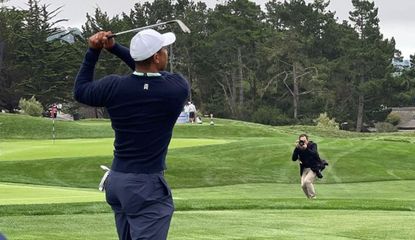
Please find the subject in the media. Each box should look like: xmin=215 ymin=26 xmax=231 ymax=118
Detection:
xmin=88 ymin=31 xmax=115 ymax=50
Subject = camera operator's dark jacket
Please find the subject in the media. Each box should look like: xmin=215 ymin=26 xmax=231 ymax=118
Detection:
xmin=292 ymin=141 xmax=321 ymax=175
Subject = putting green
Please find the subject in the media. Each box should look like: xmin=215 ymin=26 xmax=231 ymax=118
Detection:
xmin=0 ymin=183 xmax=104 ymax=205
xmin=0 ymin=138 xmax=230 ymax=161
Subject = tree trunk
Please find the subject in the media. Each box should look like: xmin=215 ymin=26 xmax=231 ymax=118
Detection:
xmin=293 ymin=62 xmax=299 ymax=120
xmin=0 ymin=41 xmax=4 ymax=71
xmin=231 ymin=71 xmax=237 ymax=115
xmin=187 ymin=64 xmax=192 ymax=102
xmin=356 ymin=93 xmax=364 ymax=132
xmin=237 ymin=47 xmax=243 ymax=108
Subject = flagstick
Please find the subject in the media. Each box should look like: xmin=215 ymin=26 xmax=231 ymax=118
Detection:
xmin=52 ymin=117 xmax=55 ymax=144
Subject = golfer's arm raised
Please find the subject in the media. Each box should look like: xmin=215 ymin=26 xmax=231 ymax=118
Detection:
xmin=74 ymin=32 xmax=118 ymax=107
xmin=106 ymin=43 xmax=135 ymax=71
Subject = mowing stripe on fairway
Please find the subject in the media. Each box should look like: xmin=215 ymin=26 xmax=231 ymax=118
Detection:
xmin=173 ymin=180 xmax=415 ymax=201
xmin=0 ymin=138 xmax=231 ymax=161
xmin=2 ymin=180 xmax=414 ymax=205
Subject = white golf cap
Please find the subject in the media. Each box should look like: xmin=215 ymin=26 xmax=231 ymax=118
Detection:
xmin=130 ymin=29 xmax=176 ymax=61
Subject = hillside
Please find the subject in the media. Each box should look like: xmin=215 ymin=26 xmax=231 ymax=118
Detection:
xmin=1 ymin=113 xmax=414 ymax=188
xmin=1 ymin=113 xmax=414 ymax=239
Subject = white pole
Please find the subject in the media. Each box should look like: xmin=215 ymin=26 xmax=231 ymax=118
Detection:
xmin=51 ymin=104 xmax=57 ymax=143
xmin=52 ymin=117 xmax=55 ymax=144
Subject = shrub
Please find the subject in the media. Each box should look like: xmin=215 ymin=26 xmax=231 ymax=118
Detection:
xmin=314 ymin=112 xmax=339 ymax=130
xmin=385 ymin=112 xmax=400 ymax=126
xmin=251 ymin=106 xmax=291 ymax=125
xmin=18 ymin=96 xmax=43 ymax=117
xmin=375 ymin=122 xmax=397 ymax=132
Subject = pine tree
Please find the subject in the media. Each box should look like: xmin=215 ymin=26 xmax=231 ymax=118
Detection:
xmin=348 ymin=0 xmax=394 ymax=131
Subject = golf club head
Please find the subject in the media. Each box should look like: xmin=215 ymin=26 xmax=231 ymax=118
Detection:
xmin=172 ymin=20 xmax=191 ymax=33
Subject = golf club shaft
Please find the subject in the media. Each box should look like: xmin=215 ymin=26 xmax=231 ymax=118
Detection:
xmin=108 ymin=20 xmax=190 ymax=38
xmin=108 ymin=20 xmax=184 ymax=38
xmin=109 ymin=21 xmax=173 ymax=38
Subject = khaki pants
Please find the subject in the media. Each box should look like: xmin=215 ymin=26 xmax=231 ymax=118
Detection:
xmin=301 ymin=168 xmax=316 ymax=198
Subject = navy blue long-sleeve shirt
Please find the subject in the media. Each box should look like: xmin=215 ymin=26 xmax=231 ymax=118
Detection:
xmin=74 ymin=44 xmax=189 ymax=173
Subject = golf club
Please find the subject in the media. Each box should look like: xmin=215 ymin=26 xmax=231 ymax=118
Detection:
xmin=108 ymin=19 xmax=190 ymax=38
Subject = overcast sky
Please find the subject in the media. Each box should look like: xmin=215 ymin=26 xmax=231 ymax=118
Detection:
xmin=3 ymin=0 xmax=414 ymax=58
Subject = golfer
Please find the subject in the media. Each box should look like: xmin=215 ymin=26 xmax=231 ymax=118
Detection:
xmin=74 ymin=29 xmax=189 ymax=239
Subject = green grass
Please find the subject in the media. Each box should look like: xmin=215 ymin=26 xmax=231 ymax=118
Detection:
xmin=0 ymin=183 xmax=104 ymax=205
xmin=0 ymin=113 xmax=114 ymax=139
xmin=1 ymin=136 xmax=414 ymax=188
xmin=1 ymin=210 xmax=414 ymax=240
xmin=1 ymin=113 xmax=415 ymax=239
xmin=0 ymin=113 xmax=278 ymax=139
xmin=0 ymin=138 xmax=230 ymax=161
xmin=2 ymin=181 xmax=414 ymax=211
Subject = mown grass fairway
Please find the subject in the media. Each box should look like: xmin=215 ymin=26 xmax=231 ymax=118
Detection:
xmin=0 ymin=138 xmax=230 ymax=161
xmin=0 ymin=113 xmax=414 ymax=239
xmin=1 ymin=210 xmax=414 ymax=240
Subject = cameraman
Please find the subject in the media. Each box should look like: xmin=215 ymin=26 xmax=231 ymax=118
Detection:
xmin=291 ymin=134 xmax=320 ymax=199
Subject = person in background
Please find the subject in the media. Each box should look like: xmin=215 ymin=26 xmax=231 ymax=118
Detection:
xmin=291 ymin=133 xmax=322 ymax=199
xmin=188 ymin=101 xmax=196 ymax=123
xmin=183 ymin=101 xmax=190 ymax=122
xmin=50 ymin=103 xmax=58 ymax=118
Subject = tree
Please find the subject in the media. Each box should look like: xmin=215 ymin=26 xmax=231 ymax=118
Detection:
xmin=164 ymin=1 xmax=210 ymax=107
xmin=14 ymin=0 xmax=81 ymax=106
xmin=197 ymin=0 xmax=266 ymax=118
xmin=410 ymin=54 xmax=415 ymax=68
xmin=385 ymin=55 xmax=415 ymax=107
xmin=1 ymin=0 xmax=400 ymax=126
xmin=0 ymin=6 xmax=26 ymax=111
xmin=349 ymin=0 xmax=394 ymax=131
xmin=320 ymin=21 xmax=360 ymax=123
xmin=264 ymin=0 xmax=331 ymax=120
xmin=0 ymin=0 xmax=85 ymax=112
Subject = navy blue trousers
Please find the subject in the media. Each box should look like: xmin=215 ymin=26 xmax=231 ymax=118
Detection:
xmin=105 ymin=171 xmax=174 ymax=240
